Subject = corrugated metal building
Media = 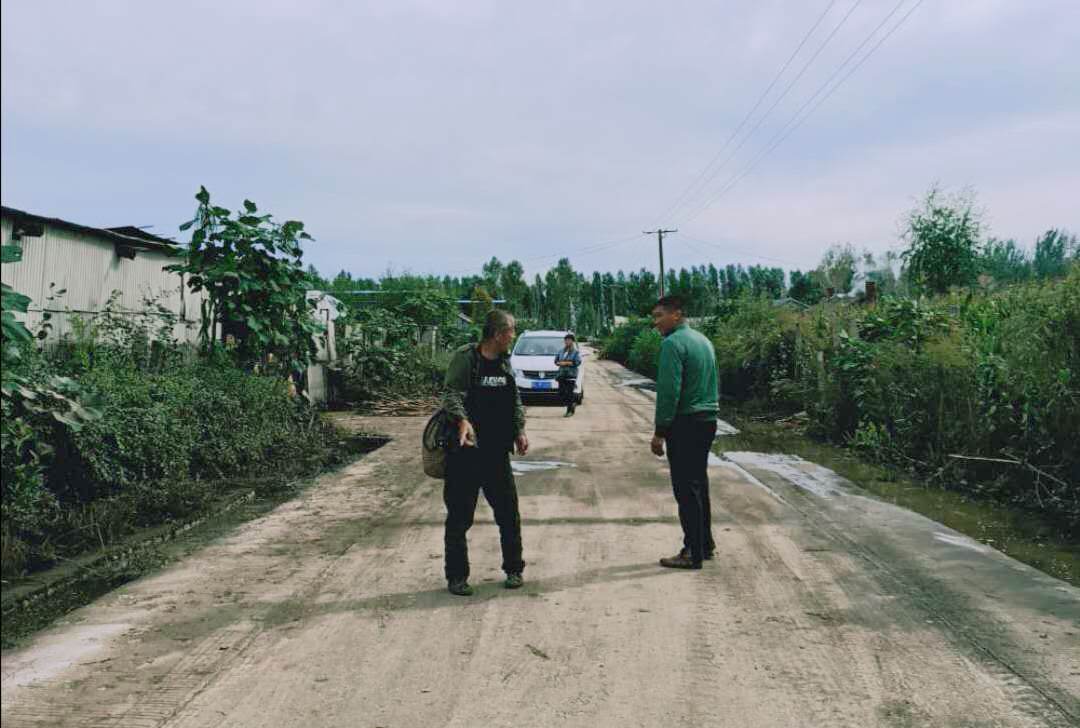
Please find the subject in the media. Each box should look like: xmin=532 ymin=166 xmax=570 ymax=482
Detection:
xmin=2 ymin=206 xmax=344 ymax=404
xmin=0 ymin=205 xmax=205 ymax=344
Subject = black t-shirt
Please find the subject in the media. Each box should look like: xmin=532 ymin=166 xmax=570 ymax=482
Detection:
xmin=465 ymin=353 xmax=516 ymax=452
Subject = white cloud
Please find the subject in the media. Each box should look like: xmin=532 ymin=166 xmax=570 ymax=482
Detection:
xmin=2 ymin=0 xmax=1077 ymax=278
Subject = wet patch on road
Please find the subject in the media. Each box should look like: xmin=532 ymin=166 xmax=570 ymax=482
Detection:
xmin=614 ymin=377 xmax=656 ymax=391
xmin=933 ymin=532 xmax=993 ymax=555
xmin=714 ymin=420 xmax=740 ymax=436
xmin=511 ymin=460 xmax=577 ymax=475
xmin=723 ymin=452 xmax=851 ymax=499
xmin=709 ymin=454 xmax=789 ymax=504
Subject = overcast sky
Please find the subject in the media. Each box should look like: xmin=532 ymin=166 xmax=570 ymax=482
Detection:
xmin=2 ymin=0 xmax=1077 ymax=280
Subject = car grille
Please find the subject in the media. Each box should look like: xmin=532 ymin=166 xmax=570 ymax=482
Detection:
xmin=523 ymin=370 xmax=558 ymax=380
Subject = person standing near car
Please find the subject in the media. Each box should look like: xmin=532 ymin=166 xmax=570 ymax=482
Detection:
xmin=441 ymin=309 xmax=529 ymax=596
xmin=555 ymin=333 xmax=582 ymax=417
xmin=649 ymin=296 xmax=720 ymax=570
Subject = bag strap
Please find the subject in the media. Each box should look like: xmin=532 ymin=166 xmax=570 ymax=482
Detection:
xmin=469 ymin=344 xmax=482 ymax=387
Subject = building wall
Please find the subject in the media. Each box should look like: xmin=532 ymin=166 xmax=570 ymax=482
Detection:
xmin=0 ymin=216 xmax=206 ymax=344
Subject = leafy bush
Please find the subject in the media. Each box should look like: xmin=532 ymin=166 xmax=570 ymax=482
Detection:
xmin=168 ymin=187 xmax=323 ymax=374
xmin=600 ymin=317 xmax=651 ymax=364
xmin=2 ymin=241 xmax=100 ymax=575
xmin=707 ymin=298 xmax=798 ymax=404
xmin=901 ymin=185 xmax=982 ymax=294
xmin=1 ymin=317 xmax=343 ymax=577
xmin=602 ymin=271 xmax=1080 ymax=529
xmin=338 ymin=345 xmax=448 ymax=403
xmin=628 ymin=328 xmax=662 ymax=379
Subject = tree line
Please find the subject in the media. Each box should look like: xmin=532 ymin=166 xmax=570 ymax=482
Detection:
xmin=307 ymin=187 xmax=1078 ymax=338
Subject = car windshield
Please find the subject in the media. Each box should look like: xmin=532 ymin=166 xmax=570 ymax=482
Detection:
xmin=513 ymin=337 xmax=566 ymax=356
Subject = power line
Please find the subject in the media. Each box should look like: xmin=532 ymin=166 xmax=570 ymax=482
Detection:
xmin=681 ymin=0 xmax=924 ymax=225
xmin=661 ymin=0 xmax=866 ymax=227
xmin=679 ymin=233 xmax=806 ymax=267
xmin=650 ymin=0 xmax=841 ymax=228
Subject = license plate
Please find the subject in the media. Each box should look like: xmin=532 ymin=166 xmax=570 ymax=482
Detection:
xmin=531 ymin=381 xmax=553 ymax=390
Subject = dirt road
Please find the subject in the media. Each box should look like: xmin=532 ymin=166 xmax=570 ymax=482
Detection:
xmin=3 ymin=357 xmax=1078 ymax=727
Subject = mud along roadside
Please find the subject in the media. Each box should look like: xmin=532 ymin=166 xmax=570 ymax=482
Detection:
xmin=1 ymin=427 xmax=390 ymax=648
xmin=2 ymin=414 xmax=425 ymax=726
xmin=717 ymin=410 xmax=1080 ymax=587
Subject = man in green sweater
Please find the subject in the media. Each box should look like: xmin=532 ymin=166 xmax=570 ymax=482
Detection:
xmin=650 ymin=295 xmax=719 ymax=569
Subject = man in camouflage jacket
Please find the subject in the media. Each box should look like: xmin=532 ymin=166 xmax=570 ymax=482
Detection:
xmin=440 ymin=309 xmax=528 ymax=596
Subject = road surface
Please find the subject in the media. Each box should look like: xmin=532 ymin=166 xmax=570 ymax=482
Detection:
xmin=3 ymin=356 xmax=1078 ymax=727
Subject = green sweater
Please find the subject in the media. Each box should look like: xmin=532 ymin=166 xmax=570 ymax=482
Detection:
xmin=654 ymin=323 xmax=719 ymax=437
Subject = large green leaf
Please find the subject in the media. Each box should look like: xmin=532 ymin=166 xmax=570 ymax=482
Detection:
xmin=1 ymin=244 xmax=23 ymax=264
xmin=3 ymin=288 xmax=32 ymax=313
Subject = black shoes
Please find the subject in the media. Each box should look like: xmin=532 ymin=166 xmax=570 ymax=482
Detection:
xmin=448 ymin=575 xmax=523 ymax=594
xmin=679 ymin=547 xmax=715 ymax=561
xmin=659 ymin=552 xmax=702 ymax=569
xmin=448 ymin=580 xmax=474 ymax=596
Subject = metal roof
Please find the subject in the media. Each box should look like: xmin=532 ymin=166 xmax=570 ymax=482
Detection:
xmin=1 ymin=205 xmax=181 ymax=253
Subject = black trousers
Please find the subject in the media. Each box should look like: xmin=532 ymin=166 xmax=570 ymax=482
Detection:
xmin=443 ymin=446 xmax=524 ymax=582
xmin=558 ymin=378 xmax=577 ymax=409
xmin=665 ymin=417 xmax=718 ymax=564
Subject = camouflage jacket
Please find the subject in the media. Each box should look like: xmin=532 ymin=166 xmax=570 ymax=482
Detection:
xmin=441 ymin=343 xmax=526 ymax=440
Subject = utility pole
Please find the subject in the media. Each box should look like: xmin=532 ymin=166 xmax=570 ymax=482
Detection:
xmin=644 ymin=228 xmax=677 ymax=297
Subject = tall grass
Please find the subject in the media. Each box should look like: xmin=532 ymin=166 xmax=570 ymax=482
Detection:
xmin=601 ymin=268 xmax=1080 ymax=530
xmin=1 ymin=317 xmax=345 ymax=577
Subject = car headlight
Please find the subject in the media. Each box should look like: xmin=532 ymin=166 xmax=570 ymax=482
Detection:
xmin=513 ymin=368 xmax=524 ymax=378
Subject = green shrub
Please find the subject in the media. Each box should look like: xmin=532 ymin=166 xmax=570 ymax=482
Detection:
xmin=3 ymin=351 xmax=342 ymax=577
xmin=338 ymin=345 xmax=448 ymax=403
xmin=628 ymin=328 xmax=662 ymax=379
xmin=600 ymin=317 xmax=651 ymax=364
xmin=695 ymin=270 xmax=1079 ymax=529
xmin=708 ymin=297 xmax=798 ymax=404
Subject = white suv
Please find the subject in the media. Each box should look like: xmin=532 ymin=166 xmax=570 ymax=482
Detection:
xmin=511 ymin=330 xmax=585 ymax=404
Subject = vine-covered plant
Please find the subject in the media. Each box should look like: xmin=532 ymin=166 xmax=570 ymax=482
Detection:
xmin=168 ymin=187 xmax=323 ymax=375
xmin=3 ymin=240 xmax=100 ymax=573
xmin=1 ymin=242 xmax=97 ymax=426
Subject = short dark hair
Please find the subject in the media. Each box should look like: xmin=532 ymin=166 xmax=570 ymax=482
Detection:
xmin=482 ymin=309 xmax=515 ymax=340
xmin=564 ymin=333 xmax=575 ymax=340
xmin=653 ymin=295 xmax=686 ymax=314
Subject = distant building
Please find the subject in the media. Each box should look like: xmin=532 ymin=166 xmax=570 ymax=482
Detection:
xmin=1 ymin=205 xmax=206 ymax=344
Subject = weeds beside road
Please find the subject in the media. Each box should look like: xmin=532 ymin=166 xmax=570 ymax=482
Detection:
xmin=719 ymin=411 xmax=1079 ymax=586
xmin=603 ymin=269 xmax=1080 ymax=538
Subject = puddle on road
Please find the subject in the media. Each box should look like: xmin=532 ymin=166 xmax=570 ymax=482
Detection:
xmin=708 ymin=454 xmax=788 ymax=503
xmin=934 ymin=532 xmax=993 ymax=554
xmin=715 ymin=416 xmax=1080 ymax=585
xmin=723 ymin=452 xmax=849 ymax=498
xmin=714 ymin=420 xmax=740 ymax=436
xmin=512 ymin=460 xmax=577 ymax=475
xmin=615 ymin=378 xmax=656 ymax=391
xmin=1 ymin=621 xmax=131 ymax=690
